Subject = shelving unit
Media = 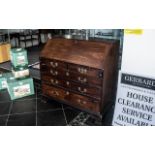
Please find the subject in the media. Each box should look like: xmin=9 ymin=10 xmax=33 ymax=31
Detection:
xmin=19 ymin=29 xmax=40 ymax=48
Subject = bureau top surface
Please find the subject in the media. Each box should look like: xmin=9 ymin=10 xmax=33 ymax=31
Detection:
xmin=40 ymin=38 xmax=115 ymax=69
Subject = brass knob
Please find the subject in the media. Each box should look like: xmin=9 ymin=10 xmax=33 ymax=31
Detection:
xmin=50 ymin=70 xmax=58 ymax=76
xmin=78 ymin=68 xmax=87 ymax=74
xmin=77 ymin=99 xmax=87 ymax=104
xmin=78 ymin=87 xmax=87 ymax=93
xmin=83 ymin=101 xmax=87 ymax=104
xmin=78 ymin=87 xmax=81 ymax=91
xmin=66 ymin=72 xmax=70 ymax=76
xmin=78 ymin=77 xmax=87 ymax=83
xmin=84 ymin=88 xmax=87 ymax=92
xmin=51 ymin=79 xmax=54 ymax=83
xmin=50 ymin=62 xmax=54 ymax=66
xmin=77 ymin=99 xmax=81 ymax=103
xmin=50 ymin=69 xmax=53 ymax=74
xmin=66 ymin=81 xmax=70 ymax=85
xmin=66 ymin=91 xmax=70 ymax=95
xmin=55 ymin=62 xmax=58 ymax=67
xmin=51 ymin=91 xmax=59 ymax=96
xmin=50 ymin=62 xmax=58 ymax=68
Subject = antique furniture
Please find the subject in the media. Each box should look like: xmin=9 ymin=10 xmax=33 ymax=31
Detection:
xmin=40 ymin=38 xmax=119 ymax=116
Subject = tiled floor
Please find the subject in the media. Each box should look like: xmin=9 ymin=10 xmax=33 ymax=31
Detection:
xmin=0 ymin=45 xmax=115 ymax=126
xmin=0 ymin=80 xmax=115 ymax=126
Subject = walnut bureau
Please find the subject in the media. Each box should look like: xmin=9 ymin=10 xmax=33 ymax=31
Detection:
xmin=40 ymin=38 xmax=119 ymax=116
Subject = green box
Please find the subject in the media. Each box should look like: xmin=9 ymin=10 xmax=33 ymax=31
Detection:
xmin=10 ymin=48 xmax=28 ymax=67
xmin=0 ymin=73 xmax=8 ymax=90
xmin=7 ymin=74 xmax=34 ymax=100
xmin=12 ymin=65 xmax=30 ymax=79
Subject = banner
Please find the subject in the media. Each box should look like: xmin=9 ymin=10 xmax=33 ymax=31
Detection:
xmin=112 ymin=71 xmax=155 ymax=126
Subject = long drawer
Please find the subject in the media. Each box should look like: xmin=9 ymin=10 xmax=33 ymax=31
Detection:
xmin=41 ymin=75 xmax=102 ymax=99
xmin=40 ymin=58 xmax=104 ymax=87
xmin=40 ymin=58 xmax=67 ymax=70
xmin=41 ymin=68 xmax=103 ymax=87
xmin=42 ymin=84 xmax=100 ymax=113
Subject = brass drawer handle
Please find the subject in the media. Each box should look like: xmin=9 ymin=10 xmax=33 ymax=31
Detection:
xmin=78 ymin=67 xmax=87 ymax=74
xmin=66 ymin=91 xmax=70 ymax=95
xmin=78 ymin=77 xmax=87 ymax=83
xmin=77 ymin=99 xmax=87 ymax=105
xmin=50 ymin=70 xmax=58 ymax=76
xmin=78 ymin=87 xmax=87 ymax=93
xmin=51 ymin=91 xmax=59 ymax=96
xmin=66 ymin=81 xmax=70 ymax=86
xmin=51 ymin=79 xmax=59 ymax=85
xmin=66 ymin=72 xmax=70 ymax=76
xmin=50 ymin=62 xmax=58 ymax=68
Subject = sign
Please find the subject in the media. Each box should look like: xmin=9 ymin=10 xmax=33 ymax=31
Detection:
xmin=112 ymin=71 xmax=155 ymax=126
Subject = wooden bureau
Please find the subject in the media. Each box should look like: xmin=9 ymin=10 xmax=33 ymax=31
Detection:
xmin=40 ymin=38 xmax=119 ymax=116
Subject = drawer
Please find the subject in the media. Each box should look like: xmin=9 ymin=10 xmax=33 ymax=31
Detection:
xmin=42 ymin=75 xmax=101 ymax=99
xmin=41 ymin=67 xmax=66 ymax=78
xmin=41 ymin=75 xmax=71 ymax=89
xmin=42 ymin=83 xmax=66 ymax=100
xmin=42 ymin=84 xmax=100 ymax=113
xmin=66 ymin=91 xmax=100 ymax=113
xmin=68 ymin=64 xmax=104 ymax=79
xmin=65 ymin=71 xmax=103 ymax=86
xmin=70 ymin=82 xmax=101 ymax=99
xmin=40 ymin=58 xmax=67 ymax=70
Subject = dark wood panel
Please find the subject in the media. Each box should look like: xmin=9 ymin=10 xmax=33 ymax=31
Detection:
xmin=40 ymin=38 xmax=113 ymax=70
xmin=40 ymin=58 xmax=67 ymax=70
xmin=41 ymin=75 xmax=101 ymax=99
xmin=42 ymin=84 xmax=100 ymax=113
xmin=68 ymin=71 xmax=102 ymax=86
xmin=40 ymin=38 xmax=120 ymax=115
xmin=41 ymin=65 xmax=103 ymax=87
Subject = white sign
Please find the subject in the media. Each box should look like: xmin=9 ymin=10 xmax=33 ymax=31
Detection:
xmin=112 ymin=71 xmax=155 ymax=126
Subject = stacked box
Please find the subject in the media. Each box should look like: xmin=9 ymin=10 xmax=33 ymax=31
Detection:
xmin=10 ymin=48 xmax=28 ymax=67
xmin=10 ymin=48 xmax=30 ymax=79
xmin=6 ymin=73 xmax=34 ymax=100
xmin=0 ymin=73 xmax=8 ymax=90
xmin=12 ymin=65 xmax=29 ymax=79
xmin=3 ymin=47 xmax=35 ymax=100
xmin=0 ymin=43 xmax=11 ymax=63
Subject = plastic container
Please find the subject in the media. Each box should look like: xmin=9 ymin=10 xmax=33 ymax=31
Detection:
xmin=12 ymin=65 xmax=29 ymax=79
xmin=10 ymin=48 xmax=28 ymax=67
xmin=7 ymin=73 xmax=34 ymax=100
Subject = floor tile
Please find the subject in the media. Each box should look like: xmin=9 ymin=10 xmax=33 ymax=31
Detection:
xmin=7 ymin=113 xmax=36 ymax=126
xmin=102 ymin=105 xmax=115 ymax=126
xmin=0 ymin=90 xmax=11 ymax=103
xmin=63 ymin=107 xmax=81 ymax=124
xmin=37 ymin=110 xmax=66 ymax=126
xmin=11 ymin=99 xmax=36 ymax=114
xmin=0 ymin=101 xmax=12 ymax=115
xmin=85 ymin=116 xmax=102 ymax=126
xmin=0 ymin=115 xmax=8 ymax=126
xmin=68 ymin=112 xmax=90 ymax=126
xmin=37 ymin=98 xmax=62 ymax=112
xmin=14 ymin=91 xmax=37 ymax=102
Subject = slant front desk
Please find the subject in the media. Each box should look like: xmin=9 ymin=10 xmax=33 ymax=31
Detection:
xmin=40 ymin=38 xmax=119 ymax=116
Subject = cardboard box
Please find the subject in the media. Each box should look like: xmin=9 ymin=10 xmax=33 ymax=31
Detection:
xmin=7 ymin=73 xmax=34 ymax=100
xmin=10 ymin=48 xmax=28 ymax=67
xmin=0 ymin=43 xmax=11 ymax=63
